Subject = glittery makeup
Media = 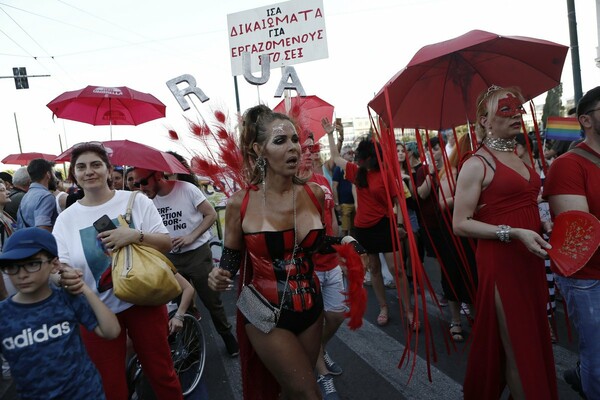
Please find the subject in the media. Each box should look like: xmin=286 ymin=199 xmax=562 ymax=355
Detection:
xmin=271 ymin=123 xmax=286 ymax=136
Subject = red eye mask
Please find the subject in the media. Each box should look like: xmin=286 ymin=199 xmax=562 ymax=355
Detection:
xmin=305 ymin=143 xmax=321 ymax=154
xmin=496 ymin=94 xmax=526 ymax=117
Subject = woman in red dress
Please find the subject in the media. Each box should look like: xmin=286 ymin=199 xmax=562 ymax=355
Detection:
xmin=453 ymin=86 xmax=557 ymax=399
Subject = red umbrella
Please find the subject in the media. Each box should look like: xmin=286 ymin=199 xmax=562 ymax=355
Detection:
xmin=2 ymin=152 xmax=58 ymax=165
xmin=273 ymin=95 xmax=334 ymax=141
xmin=369 ymin=30 xmax=569 ymax=130
xmin=46 ymin=85 xmax=166 ymax=138
xmin=55 ymin=140 xmax=189 ymax=174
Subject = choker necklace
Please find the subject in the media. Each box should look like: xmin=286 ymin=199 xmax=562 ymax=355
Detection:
xmin=484 ymin=137 xmax=516 ymax=152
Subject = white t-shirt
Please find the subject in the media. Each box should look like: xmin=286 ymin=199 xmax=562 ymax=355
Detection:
xmin=53 ymin=190 xmax=168 ymax=313
xmin=55 ymin=191 xmax=68 ymax=214
xmin=152 ymin=181 xmax=212 ymax=253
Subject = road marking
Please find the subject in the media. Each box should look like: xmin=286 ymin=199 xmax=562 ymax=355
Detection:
xmin=337 ymin=320 xmax=464 ymax=399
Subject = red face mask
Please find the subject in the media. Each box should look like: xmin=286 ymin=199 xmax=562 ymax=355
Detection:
xmin=495 ymin=94 xmax=526 ymax=117
xmin=304 ymin=143 xmax=321 ymax=154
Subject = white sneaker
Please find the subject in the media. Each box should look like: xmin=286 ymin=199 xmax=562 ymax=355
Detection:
xmin=323 ymin=351 xmax=343 ymax=375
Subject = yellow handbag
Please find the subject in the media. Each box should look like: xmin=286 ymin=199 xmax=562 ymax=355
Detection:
xmin=111 ymin=192 xmax=182 ymax=306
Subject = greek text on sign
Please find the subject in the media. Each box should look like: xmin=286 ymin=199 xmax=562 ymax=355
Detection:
xmin=227 ymin=0 xmax=328 ymax=76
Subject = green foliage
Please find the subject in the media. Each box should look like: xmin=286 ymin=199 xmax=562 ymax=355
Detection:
xmin=542 ymin=83 xmax=564 ymax=128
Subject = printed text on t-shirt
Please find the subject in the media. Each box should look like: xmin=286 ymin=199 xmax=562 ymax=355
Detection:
xmin=157 ymin=206 xmax=187 ymax=231
xmin=2 ymin=322 xmax=71 ymax=350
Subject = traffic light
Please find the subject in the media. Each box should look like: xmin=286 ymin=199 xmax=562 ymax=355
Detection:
xmin=13 ymin=67 xmax=29 ymax=89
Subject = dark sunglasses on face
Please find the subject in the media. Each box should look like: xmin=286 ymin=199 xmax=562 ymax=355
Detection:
xmin=133 ymin=172 xmax=155 ymax=188
xmin=1 ymin=258 xmax=53 ymax=275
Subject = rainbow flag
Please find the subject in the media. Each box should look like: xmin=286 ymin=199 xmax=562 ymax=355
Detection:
xmin=546 ymin=117 xmax=581 ymax=141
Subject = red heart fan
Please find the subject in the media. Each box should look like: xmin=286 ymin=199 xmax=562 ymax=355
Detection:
xmin=546 ymin=210 xmax=600 ymax=276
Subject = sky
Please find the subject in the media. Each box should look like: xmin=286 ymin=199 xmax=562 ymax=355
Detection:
xmin=0 ymin=0 xmax=598 ymax=168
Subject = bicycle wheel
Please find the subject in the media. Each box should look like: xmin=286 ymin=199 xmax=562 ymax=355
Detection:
xmin=126 ymin=355 xmax=153 ymax=400
xmin=168 ymin=311 xmax=206 ymax=396
xmin=126 ymin=355 xmax=141 ymax=399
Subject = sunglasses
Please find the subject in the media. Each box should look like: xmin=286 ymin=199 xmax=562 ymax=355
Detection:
xmin=72 ymin=141 xmax=113 ymax=156
xmin=133 ymin=171 xmax=155 ymax=188
xmin=1 ymin=258 xmax=53 ymax=275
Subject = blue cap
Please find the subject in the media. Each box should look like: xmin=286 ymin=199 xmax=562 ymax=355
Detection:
xmin=0 ymin=228 xmax=58 ymax=263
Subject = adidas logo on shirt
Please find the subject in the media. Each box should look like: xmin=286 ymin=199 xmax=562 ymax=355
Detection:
xmin=2 ymin=322 xmax=71 ymax=349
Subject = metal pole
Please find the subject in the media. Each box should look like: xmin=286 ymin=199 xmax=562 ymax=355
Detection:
xmin=567 ymin=0 xmax=583 ymax=103
xmin=13 ymin=112 xmax=23 ymax=153
xmin=109 ymin=97 xmax=113 ymax=140
xmin=283 ymin=66 xmax=291 ymax=113
xmin=61 ymin=120 xmax=69 ymax=149
xmin=233 ymin=76 xmax=241 ymax=113
xmin=596 ymin=0 xmax=600 ymax=68
xmin=58 ymin=134 xmax=67 ymax=177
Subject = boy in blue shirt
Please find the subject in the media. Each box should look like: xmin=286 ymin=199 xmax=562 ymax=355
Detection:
xmin=0 ymin=227 xmax=120 ymax=399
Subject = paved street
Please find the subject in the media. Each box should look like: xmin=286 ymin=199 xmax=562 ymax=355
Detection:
xmin=200 ymin=256 xmax=581 ymax=400
xmin=0 ymin=256 xmax=582 ymax=400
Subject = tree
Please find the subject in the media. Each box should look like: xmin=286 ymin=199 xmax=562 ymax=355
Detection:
xmin=541 ymin=83 xmax=563 ymax=129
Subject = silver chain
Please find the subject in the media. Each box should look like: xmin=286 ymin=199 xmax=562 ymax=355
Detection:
xmin=277 ymin=185 xmax=296 ymax=316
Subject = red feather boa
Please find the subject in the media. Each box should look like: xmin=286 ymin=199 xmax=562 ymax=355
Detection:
xmin=332 ymin=243 xmax=367 ymax=330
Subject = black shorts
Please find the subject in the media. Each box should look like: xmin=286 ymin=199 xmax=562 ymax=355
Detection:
xmin=244 ymin=295 xmax=323 ymax=335
xmin=355 ymin=216 xmax=394 ymax=254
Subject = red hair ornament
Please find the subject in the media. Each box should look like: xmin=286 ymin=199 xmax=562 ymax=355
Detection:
xmin=546 ymin=210 xmax=600 ymax=276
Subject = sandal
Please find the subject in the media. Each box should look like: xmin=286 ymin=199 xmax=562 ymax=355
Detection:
xmin=377 ymin=305 xmax=389 ymax=326
xmin=407 ymin=314 xmax=420 ymax=332
xmin=450 ymin=322 xmax=464 ymax=342
xmin=410 ymin=319 xmax=420 ymax=332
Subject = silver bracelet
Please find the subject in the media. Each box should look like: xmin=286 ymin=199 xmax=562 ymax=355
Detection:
xmin=496 ymin=225 xmax=511 ymax=243
xmin=174 ymin=313 xmax=185 ymax=322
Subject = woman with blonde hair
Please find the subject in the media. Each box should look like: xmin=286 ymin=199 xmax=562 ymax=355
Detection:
xmin=453 ymin=86 xmax=557 ymax=399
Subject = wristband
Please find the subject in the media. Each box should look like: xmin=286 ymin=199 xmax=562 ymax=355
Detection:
xmin=220 ymin=246 xmax=242 ymax=276
xmin=139 ymin=230 xmax=144 ymax=243
xmin=341 ymin=236 xmax=367 ymax=255
xmin=174 ymin=313 xmax=185 ymax=322
xmin=496 ymin=225 xmax=511 ymax=243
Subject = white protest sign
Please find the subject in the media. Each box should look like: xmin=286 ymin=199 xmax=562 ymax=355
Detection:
xmin=227 ymin=0 xmax=328 ymax=76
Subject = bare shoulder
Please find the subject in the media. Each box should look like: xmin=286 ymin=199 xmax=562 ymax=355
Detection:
xmin=225 ymin=189 xmax=246 ymax=212
xmin=306 ymin=181 xmax=325 ymax=201
xmin=460 ymin=151 xmax=488 ymax=178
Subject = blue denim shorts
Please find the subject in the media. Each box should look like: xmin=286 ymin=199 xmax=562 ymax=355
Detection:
xmin=316 ymin=267 xmax=347 ymax=313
